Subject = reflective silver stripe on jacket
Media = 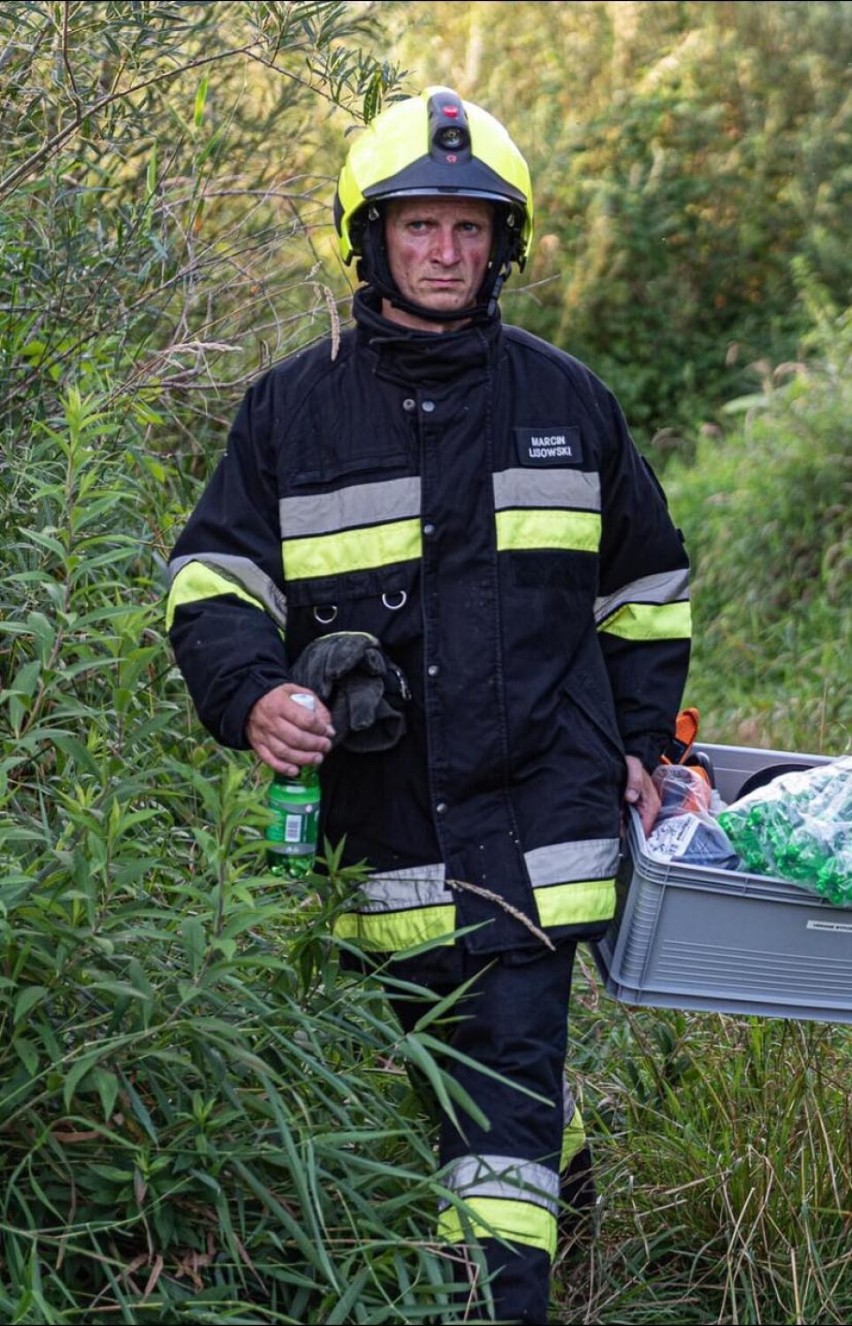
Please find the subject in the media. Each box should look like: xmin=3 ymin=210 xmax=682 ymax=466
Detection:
xmin=492 ymin=468 xmax=601 ymax=511
xmin=354 ymin=863 xmax=453 ymax=913
xmin=355 ymin=845 xmax=618 ymax=911
xmin=525 ymin=837 xmax=620 ymax=887
xmin=439 ymin=1153 xmax=560 ymax=1216
xmin=594 ymin=568 xmax=689 ymax=626
xmin=169 ymin=552 xmax=288 ymax=628
xmin=279 ymin=476 xmax=421 ymax=536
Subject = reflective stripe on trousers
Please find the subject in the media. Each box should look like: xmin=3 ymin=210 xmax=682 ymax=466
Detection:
xmin=561 ymin=1080 xmax=587 ymax=1171
xmin=437 ymin=1152 xmax=560 ymax=1257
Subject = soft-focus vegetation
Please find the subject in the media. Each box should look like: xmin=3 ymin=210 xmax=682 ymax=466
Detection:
xmin=1 ymin=2 xmax=849 ymax=1322
xmin=666 ymin=290 xmax=851 ymax=754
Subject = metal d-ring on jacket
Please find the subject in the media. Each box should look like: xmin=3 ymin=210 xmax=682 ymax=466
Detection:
xmin=167 ymin=287 xmax=691 ymax=958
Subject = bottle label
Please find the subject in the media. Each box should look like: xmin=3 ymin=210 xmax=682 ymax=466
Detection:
xmin=266 ymin=775 xmax=319 ymax=871
xmin=285 ymin=814 xmax=303 ymax=844
xmin=267 ymin=802 xmax=318 ymax=853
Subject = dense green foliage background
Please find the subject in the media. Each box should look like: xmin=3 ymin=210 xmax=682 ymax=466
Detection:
xmin=1 ymin=2 xmax=849 ymax=1322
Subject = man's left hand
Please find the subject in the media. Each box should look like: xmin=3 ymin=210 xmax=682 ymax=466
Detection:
xmin=623 ymin=755 xmax=660 ymax=835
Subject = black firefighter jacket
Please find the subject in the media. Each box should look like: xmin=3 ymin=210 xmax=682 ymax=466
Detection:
xmin=167 ymin=288 xmax=691 ymax=958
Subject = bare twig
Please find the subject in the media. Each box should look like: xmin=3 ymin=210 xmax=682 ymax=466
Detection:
xmin=446 ymin=878 xmax=555 ymax=950
xmin=312 ymin=282 xmax=342 ymax=359
xmin=0 ymin=43 xmax=258 ymax=202
xmin=61 ymin=0 xmax=82 ymax=115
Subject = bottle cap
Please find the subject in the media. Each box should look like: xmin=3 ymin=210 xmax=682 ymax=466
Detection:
xmin=291 ymin=693 xmax=317 ymax=712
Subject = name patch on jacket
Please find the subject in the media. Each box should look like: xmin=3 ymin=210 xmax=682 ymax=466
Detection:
xmin=515 ymin=426 xmax=582 ymax=466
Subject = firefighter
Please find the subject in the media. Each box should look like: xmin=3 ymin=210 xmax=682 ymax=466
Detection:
xmin=167 ymin=87 xmax=691 ymax=1323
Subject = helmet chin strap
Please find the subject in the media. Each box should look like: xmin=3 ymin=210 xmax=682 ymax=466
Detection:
xmin=357 ymin=207 xmax=513 ymax=326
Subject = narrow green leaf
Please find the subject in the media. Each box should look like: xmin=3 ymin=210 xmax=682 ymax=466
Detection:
xmin=63 ymin=1045 xmax=118 ymax=1111
xmin=146 ymin=144 xmax=157 ymax=200
xmin=90 ymin=1067 xmax=120 ymax=1122
xmin=14 ymin=985 xmax=48 ymax=1025
xmin=116 ymin=1070 xmax=159 ymax=1143
xmin=194 ymin=72 xmax=209 ymax=127
xmin=12 ymin=1037 xmax=40 ymax=1076
xmin=181 ymin=916 xmax=206 ymax=976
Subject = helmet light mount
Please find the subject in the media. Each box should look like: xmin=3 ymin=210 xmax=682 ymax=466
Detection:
xmin=428 ymin=90 xmax=472 ymax=161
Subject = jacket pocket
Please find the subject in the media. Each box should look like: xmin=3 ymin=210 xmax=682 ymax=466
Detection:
xmin=561 ymin=658 xmax=625 ymax=775
xmin=286 ymin=565 xmax=411 ymax=609
xmin=286 ymin=564 xmax=420 ymax=650
xmin=290 ymin=450 xmax=411 ymax=486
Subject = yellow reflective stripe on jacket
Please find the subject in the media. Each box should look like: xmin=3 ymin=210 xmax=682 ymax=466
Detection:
xmin=334 ymin=882 xmax=614 ymax=950
xmin=332 ymin=903 xmax=456 ymax=951
xmin=279 ymin=477 xmax=422 ymax=579
xmin=438 ymin=1198 xmax=557 ymax=1258
xmin=492 ymin=466 xmax=601 ymax=553
xmin=599 ymin=598 xmax=692 ymax=641
xmin=495 ymin=507 xmax=601 ymax=554
xmin=524 ymin=837 xmax=618 ymax=928
xmin=332 ymin=865 xmax=457 ymax=951
xmin=333 ymin=844 xmax=617 ymax=952
xmin=595 ymin=569 xmax=692 ymax=641
xmin=282 ymin=519 xmax=422 ymax=580
xmin=166 ymin=560 xmax=263 ymax=631
xmin=533 ymin=877 xmax=615 ymax=928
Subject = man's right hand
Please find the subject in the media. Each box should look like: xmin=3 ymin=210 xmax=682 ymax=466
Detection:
xmin=246 ymin=684 xmax=335 ymax=776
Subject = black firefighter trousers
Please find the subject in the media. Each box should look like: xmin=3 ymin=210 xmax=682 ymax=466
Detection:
xmin=387 ymin=940 xmax=578 ymax=1324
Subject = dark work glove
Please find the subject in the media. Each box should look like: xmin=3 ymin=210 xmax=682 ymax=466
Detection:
xmin=289 ymin=631 xmax=409 ymax=752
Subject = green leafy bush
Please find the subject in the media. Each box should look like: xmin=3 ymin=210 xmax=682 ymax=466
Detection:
xmin=0 ymin=385 xmax=484 ymax=1322
xmin=0 ymin=7 xmax=483 ymax=1322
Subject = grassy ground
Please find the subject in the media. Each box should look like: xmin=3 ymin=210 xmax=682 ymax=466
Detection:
xmin=552 ymin=954 xmax=850 ymax=1325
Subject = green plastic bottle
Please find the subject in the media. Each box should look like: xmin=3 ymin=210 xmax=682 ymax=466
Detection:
xmin=265 ymin=694 xmax=320 ymax=879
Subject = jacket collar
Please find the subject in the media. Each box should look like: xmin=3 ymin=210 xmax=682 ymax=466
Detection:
xmin=353 ymin=286 xmax=499 ymax=385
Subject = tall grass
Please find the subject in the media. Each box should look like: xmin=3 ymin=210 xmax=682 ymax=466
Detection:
xmin=553 ymin=964 xmax=850 ymax=1325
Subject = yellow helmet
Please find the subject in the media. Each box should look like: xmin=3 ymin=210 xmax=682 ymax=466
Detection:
xmin=334 ymin=86 xmax=534 ymax=279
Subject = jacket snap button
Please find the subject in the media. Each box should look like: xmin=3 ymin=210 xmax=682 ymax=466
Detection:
xmin=421 ymin=400 xmax=436 ymax=413
xmin=402 ymin=398 xmax=416 ymax=412
xmin=435 ymin=802 xmax=448 ymax=815
xmin=427 ymin=664 xmax=439 ymax=677
xmin=423 ymin=522 xmax=435 ymax=536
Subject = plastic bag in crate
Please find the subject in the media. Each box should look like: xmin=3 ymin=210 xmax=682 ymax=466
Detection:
xmin=717 ymin=757 xmax=852 ymax=905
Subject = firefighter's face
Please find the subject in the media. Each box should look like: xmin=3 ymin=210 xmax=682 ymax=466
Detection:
xmin=383 ymin=196 xmax=494 ymax=331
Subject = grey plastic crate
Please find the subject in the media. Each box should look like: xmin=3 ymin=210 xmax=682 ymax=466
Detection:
xmin=591 ymin=743 xmax=852 ymax=1023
